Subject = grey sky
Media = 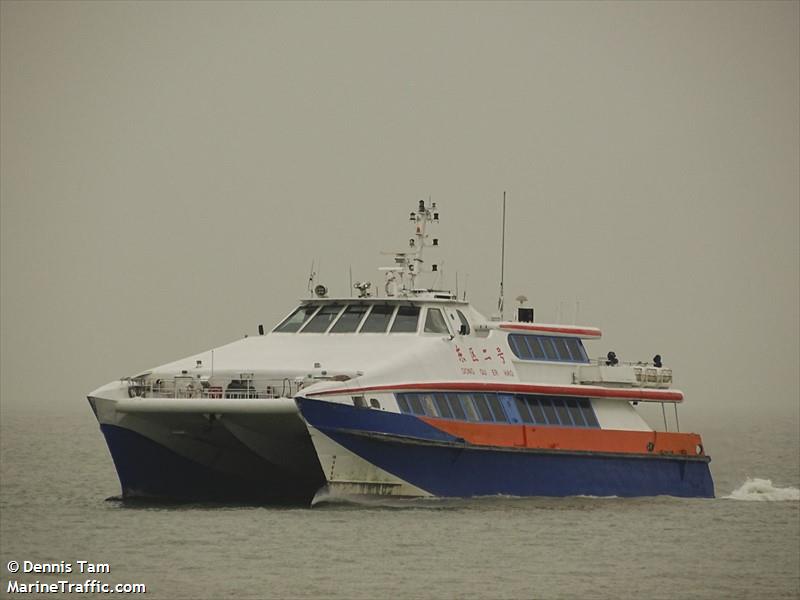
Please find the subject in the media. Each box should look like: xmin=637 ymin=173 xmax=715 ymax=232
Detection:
xmin=1 ymin=1 xmax=798 ymax=425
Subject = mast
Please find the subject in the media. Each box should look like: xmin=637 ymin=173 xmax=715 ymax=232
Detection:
xmin=380 ymin=199 xmax=440 ymax=297
xmin=498 ymin=191 xmax=506 ymax=320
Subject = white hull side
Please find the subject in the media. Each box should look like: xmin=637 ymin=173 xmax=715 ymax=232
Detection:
xmin=306 ymin=424 xmax=431 ymax=498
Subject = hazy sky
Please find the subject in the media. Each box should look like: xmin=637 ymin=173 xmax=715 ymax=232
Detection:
xmin=1 ymin=1 xmax=798 ymax=425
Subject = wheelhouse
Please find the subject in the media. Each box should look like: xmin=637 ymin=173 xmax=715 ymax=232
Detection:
xmin=272 ymin=299 xmax=474 ymax=337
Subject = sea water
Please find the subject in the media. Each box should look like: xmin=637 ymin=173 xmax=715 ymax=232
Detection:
xmin=1 ymin=405 xmax=797 ymax=599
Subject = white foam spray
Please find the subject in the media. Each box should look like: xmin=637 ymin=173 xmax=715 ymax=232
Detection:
xmin=724 ymin=478 xmax=800 ymax=501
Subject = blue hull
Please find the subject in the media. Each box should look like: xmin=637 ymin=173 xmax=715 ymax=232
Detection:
xmin=100 ymin=424 xmax=323 ymax=504
xmin=298 ymin=398 xmax=715 ymax=499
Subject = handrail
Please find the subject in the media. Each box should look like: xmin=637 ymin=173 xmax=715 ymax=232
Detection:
xmin=122 ymin=376 xmax=305 ymax=400
xmin=588 ymin=358 xmax=663 ymax=368
xmin=579 ymin=361 xmax=673 ymax=388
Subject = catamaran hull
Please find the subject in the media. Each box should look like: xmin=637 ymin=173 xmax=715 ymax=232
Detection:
xmin=89 ymin=393 xmax=325 ymax=504
xmin=298 ymin=397 xmax=715 ymax=499
xmin=100 ymin=424 xmax=320 ymax=503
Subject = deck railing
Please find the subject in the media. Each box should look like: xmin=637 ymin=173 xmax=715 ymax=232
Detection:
xmin=586 ymin=359 xmax=673 ymax=387
xmin=124 ymin=377 xmax=305 ymax=400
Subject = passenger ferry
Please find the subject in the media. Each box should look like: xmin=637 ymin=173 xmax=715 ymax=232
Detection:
xmin=88 ymin=200 xmax=714 ymax=503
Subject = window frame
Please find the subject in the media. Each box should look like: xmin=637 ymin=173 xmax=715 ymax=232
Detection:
xmin=389 ymin=305 xmax=421 ymax=334
xmin=272 ymin=305 xmax=321 ymax=333
xmin=423 ymin=307 xmax=451 ymax=335
xmin=358 ymin=304 xmax=397 ymax=334
xmin=329 ymin=304 xmax=370 ymax=333
xmin=298 ymin=303 xmax=346 ymax=333
xmin=507 ymin=334 xmax=590 ymax=364
xmin=393 ymin=392 xmax=599 ymax=428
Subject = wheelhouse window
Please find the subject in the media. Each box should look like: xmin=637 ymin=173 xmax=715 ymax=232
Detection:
xmin=424 ymin=308 xmax=450 ymax=334
xmin=274 ymin=305 xmax=319 ymax=333
xmin=360 ymin=305 xmax=395 ymax=333
xmin=300 ymin=304 xmax=344 ymax=333
xmin=330 ymin=305 xmax=368 ymax=333
xmin=390 ymin=305 xmax=420 ymax=333
xmin=507 ymin=334 xmax=589 ymax=363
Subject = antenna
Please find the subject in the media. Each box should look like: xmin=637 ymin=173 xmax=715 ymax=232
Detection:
xmin=349 ymin=266 xmax=353 ymax=297
xmin=497 ymin=191 xmax=507 ymax=320
xmin=306 ymin=260 xmax=316 ymax=295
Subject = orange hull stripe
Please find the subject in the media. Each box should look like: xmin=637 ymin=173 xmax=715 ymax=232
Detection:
xmin=419 ymin=417 xmax=705 ymax=457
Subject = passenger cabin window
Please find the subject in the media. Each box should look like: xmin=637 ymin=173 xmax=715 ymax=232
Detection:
xmin=541 ymin=337 xmax=558 ymax=360
xmin=390 ymin=306 xmax=420 ymax=333
xmin=424 ymin=308 xmax=450 ymax=334
xmin=300 ymin=304 xmax=344 ymax=333
xmin=330 ymin=305 xmax=368 ymax=333
xmin=565 ymin=338 xmax=587 ymax=361
xmin=447 ymin=394 xmax=467 ymax=420
xmin=507 ymin=334 xmax=589 ymax=363
xmin=396 ymin=395 xmax=411 ymax=413
xmin=525 ymin=336 xmax=546 ymax=360
xmin=360 ymin=305 xmax=395 ymax=333
xmin=274 ymin=305 xmax=318 ymax=333
xmin=434 ymin=393 xmax=453 ymax=418
xmin=458 ymin=393 xmax=480 ymax=421
xmin=394 ymin=392 xmax=599 ymax=427
xmin=420 ymin=394 xmax=438 ymax=417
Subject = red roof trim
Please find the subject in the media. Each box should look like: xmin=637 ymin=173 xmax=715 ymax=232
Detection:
xmin=310 ymin=381 xmax=683 ymax=403
xmin=499 ymin=323 xmax=602 ymax=338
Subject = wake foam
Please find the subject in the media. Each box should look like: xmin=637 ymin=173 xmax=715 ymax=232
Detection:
xmin=725 ymin=478 xmax=800 ymax=501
